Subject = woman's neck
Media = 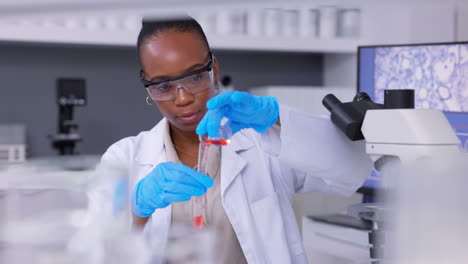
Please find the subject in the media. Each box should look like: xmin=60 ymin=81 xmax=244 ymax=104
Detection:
xmin=169 ymin=125 xmax=200 ymax=168
xmin=169 ymin=125 xmax=199 ymax=147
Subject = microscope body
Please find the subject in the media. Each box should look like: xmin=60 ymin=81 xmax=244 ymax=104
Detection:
xmin=362 ymin=108 xmax=461 ymax=165
xmin=324 ymin=90 xmax=468 ymax=262
xmin=361 ymin=108 xmax=468 ymax=263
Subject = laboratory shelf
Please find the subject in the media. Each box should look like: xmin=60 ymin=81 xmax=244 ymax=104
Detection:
xmin=207 ymin=35 xmax=363 ymax=53
xmin=0 ymin=22 xmax=363 ymax=53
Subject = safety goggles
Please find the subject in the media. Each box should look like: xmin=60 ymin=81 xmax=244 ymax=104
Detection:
xmin=141 ymin=53 xmax=214 ymax=101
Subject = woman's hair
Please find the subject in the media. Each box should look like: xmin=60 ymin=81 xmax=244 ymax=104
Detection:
xmin=137 ymin=16 xmax=210 ymax=56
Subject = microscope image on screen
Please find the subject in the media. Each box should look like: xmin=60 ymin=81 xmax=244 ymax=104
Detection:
xmin=49 ymin=78 xmax=86 ymax=155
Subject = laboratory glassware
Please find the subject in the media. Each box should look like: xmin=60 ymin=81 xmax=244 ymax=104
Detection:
xmin=192 ymin=124 xmax=231 ymax=229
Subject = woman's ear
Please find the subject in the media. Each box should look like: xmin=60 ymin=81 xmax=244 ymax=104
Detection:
xmin=213 ymin=54 xmax=220 ymax=84
xmin=214 ymin=81 xmax=221 ymax=95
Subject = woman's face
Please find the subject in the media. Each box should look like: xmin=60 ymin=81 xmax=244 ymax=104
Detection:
xmin=139 ymin=30 xmax=219 ymax=133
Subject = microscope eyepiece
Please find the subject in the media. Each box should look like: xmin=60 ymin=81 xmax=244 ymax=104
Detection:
xmin=323 ymin=94 xmax=342 ymax=112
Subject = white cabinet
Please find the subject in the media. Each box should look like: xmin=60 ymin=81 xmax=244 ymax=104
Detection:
xmin=302 ymin=216 xmax=371 ymax=264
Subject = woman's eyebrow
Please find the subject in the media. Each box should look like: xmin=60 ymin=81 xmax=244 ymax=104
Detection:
xmin=149 ymin=62 xmax=206 ymax=81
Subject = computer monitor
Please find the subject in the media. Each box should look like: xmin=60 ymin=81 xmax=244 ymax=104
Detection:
xmin=357 ymin=42 xmax=468 ymax=196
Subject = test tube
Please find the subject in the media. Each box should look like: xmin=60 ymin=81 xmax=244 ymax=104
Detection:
xmin=192 ymin=137 xmax=209 ymax=230
xmin=192 ymin=124 xmax=231 ymax=229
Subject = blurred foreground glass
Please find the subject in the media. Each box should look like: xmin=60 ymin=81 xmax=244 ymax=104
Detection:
xmin=0 ymin=155 xmax=151 ymax=264
xmin=378 ymin=152 xmax=468 ymax=263
xmin=162 ymin=223 xmax=217 ymax=264
xmin=0 ymin=156 xmax=95 ymax=263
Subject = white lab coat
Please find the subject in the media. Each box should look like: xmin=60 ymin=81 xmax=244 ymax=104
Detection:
xmin=93 ymin=104 xmax=372 ymax=264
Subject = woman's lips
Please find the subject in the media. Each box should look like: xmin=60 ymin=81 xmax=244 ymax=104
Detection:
xmin=177 ymin=111 xmax=200 ymax=123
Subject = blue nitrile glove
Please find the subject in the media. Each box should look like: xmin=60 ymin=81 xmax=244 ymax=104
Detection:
xmin=196 ymin=91 xmax=279 ymax=137
xmin=132 ymin=162 xmax=214 ymax=218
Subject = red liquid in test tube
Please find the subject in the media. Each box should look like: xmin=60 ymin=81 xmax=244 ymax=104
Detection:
xmin=203 ymin=139 xmax=231 ymax=146
xmin=193 ymin=215 xmax=204 ymax=229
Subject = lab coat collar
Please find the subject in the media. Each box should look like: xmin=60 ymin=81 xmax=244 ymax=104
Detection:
xmin=228 ymin=130 xmax=256 ymax=153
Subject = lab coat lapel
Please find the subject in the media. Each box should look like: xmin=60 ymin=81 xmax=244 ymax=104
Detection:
xmin=220 ymin=132 xmax=255 ymax=198
xmin=135 ymin=119 xmax=167 ymax=167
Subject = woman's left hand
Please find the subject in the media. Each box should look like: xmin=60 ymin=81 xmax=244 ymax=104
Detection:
xmin=196 ymin=91 xmax=279 ymax=137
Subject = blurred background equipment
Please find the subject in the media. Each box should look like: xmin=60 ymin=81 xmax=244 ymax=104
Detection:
xmin=0 ymin=155 xmax=94 ymax=263
xmin=49 ymin=78 xmax=86 ymax=155
xmin=0 ymin=124 xmax=26 ymax=163
xmin=219 ymin=75 xmax=234 ymax=93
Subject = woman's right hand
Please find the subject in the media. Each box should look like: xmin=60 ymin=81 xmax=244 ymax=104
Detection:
xmin=132 ymin=162 xmax=214 ymax=218
xmin=196 ymin=91 xmax=279 ymax=137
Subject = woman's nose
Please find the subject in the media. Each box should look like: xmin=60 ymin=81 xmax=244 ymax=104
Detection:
xmin=174 ymin=86 xmax=194 ymax=106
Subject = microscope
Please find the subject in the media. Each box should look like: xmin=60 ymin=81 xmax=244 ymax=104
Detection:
xmin=323 ymin=89 xmax=464 ymax=263
xmin=49 ymin=78 xmax=86 ymax=155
